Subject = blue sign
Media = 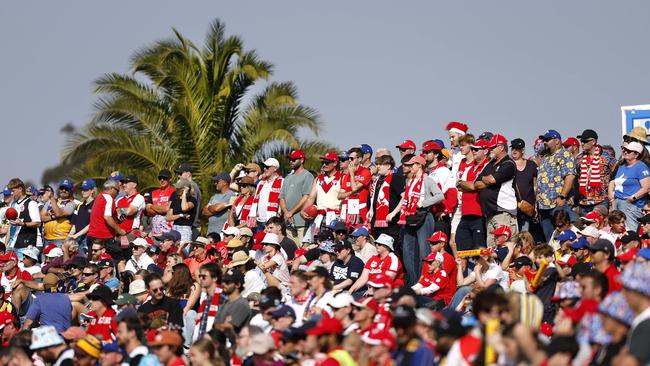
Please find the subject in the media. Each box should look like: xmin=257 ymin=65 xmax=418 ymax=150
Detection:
xmin=621 ymin=105 xmax=650 ymax=142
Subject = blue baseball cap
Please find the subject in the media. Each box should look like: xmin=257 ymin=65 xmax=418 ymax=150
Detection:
xmin=539 ymin=129 xmax=562 ymax=141
xmin=59 ymin=178 xmax=74 ymax=190
xmin=107 ymin=171 xmax=123 ymax=182
xmin=433 ymin=139 xmax=446 ymax=149
xmin=557 ymin=230 xmax=577 ymax=242
xmin=3 ymin=186 xmax=10 ymax=196
xmin=570 ymin=237 xmax=589 ymax=250
xmin=338 ymin=151 xmax=350 ymax=161
xmin=350 ymin=227 xmax=369 ymax=237
xmin=360 ymin=144 xmax=373 ymax=155
xmin=638 ymin=248 xmax=650 ymax=260
xmin=81 ymin=179 xmax=96 ymax=190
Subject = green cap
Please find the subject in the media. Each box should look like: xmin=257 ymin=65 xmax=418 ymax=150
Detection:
xmin=115 ymin=293 xmax=137 ymax=306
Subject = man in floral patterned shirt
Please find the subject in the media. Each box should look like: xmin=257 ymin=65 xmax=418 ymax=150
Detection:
xmin=535 ymin=129 xmax=576 ymax=241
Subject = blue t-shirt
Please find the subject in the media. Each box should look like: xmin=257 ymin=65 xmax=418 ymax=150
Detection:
xmin=104 ymin=277 xmax=120 ymax=291
xmin=26 ymin=293 xmax=72 ymax=333
xmin=614 ymin=162 xmax=650 ymax=207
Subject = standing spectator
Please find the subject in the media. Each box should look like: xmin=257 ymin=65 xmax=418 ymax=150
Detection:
xmin=399 ymin=155 xmax=443 ymax=286
xmin=138 ymin=273 xmax=184 ymax=328
xmin=88 ymin=180 xmax=125 ymax=261
xmin=280 ymin=149 xmax=314 ymax=244
xmin=575 ymin=129 xmax=611 ymax=215
xmin=456 ymin=139 xmax=491 ymax=251
xmin=5 ymin=178 xmax=41 ymax=250
xmin=228 ymin=176 xmax=257 ymax=230
xmin=446 ymin=121 xmax=470 ymax=181
xmin=476 ymin=134 xmax=518 ymax=246
xmin=449 ymin=133 xmax=475 ymax=251
xmin=174 ymin=163 xmax=202 ymax=236
xmin=146 ymin=169 xmax=175 ymax=237
xmin=360 ymin=144 xmax=376 ymax=175
xmin=536 ymin=129 xmax=577 ymax=240
xmin=339 ymin=147 xmax=372 ymax=226
xmin=302 ymin=152 xmax=343 ymax=233
xmin=40 ymin=178 xmax=76 ymax=247
xmin=367 ymin=154 xmax=403 ymax=242
xmin=562 ymin=137 xmax=581 ymax=158
xmin=609 ymin=141 xmax=650 ymax=231
xmin=249 ymin=158 xmax=283 ymax=232
xmin=510 ymin=138 xmax=538 ymax=232
xmin=423 ymin=140 xmax=458 ymax=235
xmin=115 ymin=176 xmax=146 ymax=235
xmin=86 ymin=285 xmax=118 ymax=344
xmin=166 ymin=179 xmax=197 ymax=244
xmin=68 ymin=179 xmax=96 ymax=253
xmin=202 ymin=172 xmax=236 ymax=235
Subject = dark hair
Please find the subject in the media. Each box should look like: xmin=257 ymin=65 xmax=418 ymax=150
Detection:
xmin=348 ymin=147 xmax=363 ymax=156
xmin=91 ymin=240 xmax=105 ymax=249
xmin=581 ymin=271 xmax=608 ymax=300
xmin=168 ymin=263 xmax=194 ymax=298
xmin=458 ymin=134 xmax=475 ymax=145
xmin=375 ymin=155 xmax=395 ymax=168
xmin=608 ymin=210 xmax=626 ymax=225
xmin=8 ymin=330 xmax=33 ymax=358
xmin=144 ymin=273 xmax=163 ymax=289
xmin=261 ymin=285 xmax=282 ymax=299
xmin=265 ymin=216 xmax=286 ymax=236
xmin=552 ymin=210 xmax=571 ymax=228
xmin=120 ymin=271 xmax=134 ymax=293
xmin=135 ymin=269 xmax=149 ymax=278
xmin=85 ymin=263 xmax=99 ymax=274
xmin=545 ymin=335 xmax=579 ymax=359
xmin=207 ymin=232 xmax=221 ymax=243
xmin=472 ymin=289 xmax=508 ymax=318
xmin=401 ymin=154 xmax=415 ymax=164
xmin=200 ymin=262 xmax=222 ymax=282
xmin=119 ymin=316 xmax=144 ymax=341
xmin=532 ymin=244 xmax=554 ymax=259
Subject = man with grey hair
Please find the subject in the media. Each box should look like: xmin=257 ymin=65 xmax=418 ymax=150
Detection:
xmin=87 ymin=179 xmax=126 ymax=261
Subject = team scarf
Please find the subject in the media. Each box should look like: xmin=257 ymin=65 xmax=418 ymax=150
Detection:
xmin=398 ymin=173 xmax=424 ymax=225
xmin=194 ymin=287 xmax=222 ymax=334
xmin=369 ymin=172 xmax=393 ymax=227
xmin=233 ymin=194 xmax=255 ymax=228
xmin=578 ymin=145 xmax=603 ymax=197
xmin=248 ymin=176 xmax=283 ymax=227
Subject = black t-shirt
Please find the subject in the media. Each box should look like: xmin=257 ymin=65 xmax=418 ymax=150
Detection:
xmin=71 ymin=199 xmax=94 ymax=233
xmin=280 ymin=237 xmax=298 ymax=260
xmin=329 ymin=254 xmax=364 ymax=289
xmin=137 ymin=296 xmax=184 ymax=328
xmin=169 ymin=192 xmax=197 ymax=226
xmin=514 ymin=160 xmax=538 ymax=205
xmin=477 ymin=156 xmax=516 ymax=217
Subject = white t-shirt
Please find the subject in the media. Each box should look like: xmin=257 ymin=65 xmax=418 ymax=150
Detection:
xmin=467 ymin=262 xmax=509 ymax=290
xmin=242 ymin=269 xmax=266 ymax=298
xmin=18 ymin=263 xmax=41 ymax=276
xmin=263 ymin=253 xmax=291 ymax=285
xmin=116 ymin=194 xmax=146 ymax=229
xmin=124 ymin=253 xmax=155 ymax=274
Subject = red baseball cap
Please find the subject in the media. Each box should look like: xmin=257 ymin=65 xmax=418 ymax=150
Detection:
xmin=0 ymin=311 xmax=15 ymax=330
xmin=421 ymin=140 xmax=442 ymax=152
xmin=405 ymin=155 xmax=426 ymax=166
xmin=445 ymin=121 xmax=469 ymax=134
xmin=0 ymin=251 xmax=18 ymax=262
xmin=616 ymin=248 xmax=639 ymax=263
xmin=43 ymin=244 xmax=58 ymax=255
xmin=471 ymin=139 xmax=491 ymax=149
xmin=427 ymin=231 xmax=448 ymax=244
xmin=319 ymin=152 xmax=339 ymax=162
xmin=490 ymin=225 xmax=512 ymax=239
xmin=98 ymin=253 xmax=113 ymax=261
xmin=396 ymin=140 xmax=416 ymax=150
xmin=556 ymin=254 xmax=577 ymax=266
xmin=351 ymin=297 xmax=379 ymax=313
xmin=361 ymin=327 xmax=396 ymax=350
xmin=307 ymin=314 xmax=343 ymax=336
xmin=562 ymin=137 xmax=580 ymax=148
xmin=288 ymin=149 xmax=306 ymax=160
xmin=489 ymin=134 xmax=508 ymax=148
xmin=367 ymin=273 xmax=394 ymax=289
xmin=581 ymin=211 xmax=603 ymax=224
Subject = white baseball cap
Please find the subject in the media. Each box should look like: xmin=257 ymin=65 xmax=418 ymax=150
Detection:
xmin=261 ymin=233 xmax=281 ymax=246
xmin=130 ymin=238 xmax=149 ymax=248
xmin=263 ymin=158 xmax=280 ymax=168
xmin=329 ymin=292 xmax=354 ymax=309
xmin=222 ymin=226 xmax=240 ymax=236
xmin=375 ymin=234 xmax=395 ymax=251
xmin=578 ymin=226 xmax=600 ymax=239
xmin=129 ymin=279 xmax=147 ymax=295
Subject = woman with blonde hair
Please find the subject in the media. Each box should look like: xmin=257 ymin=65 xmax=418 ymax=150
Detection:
xmin=189 ymin=337 xmax=224 ymax=366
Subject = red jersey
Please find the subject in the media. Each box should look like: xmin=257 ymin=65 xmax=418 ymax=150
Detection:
xmin=1 ymin=268 xmax=32 ymax=301
xmin=373 ymin=303 xmax=393 ymax=332
xmin=461 ymin=159 xmax=488 ymax=216
xmin=86 ymin=307 xmax=118 ymax=344
xmin=417 ymin=268 xmax=452 ymax=303
xmin=88 ymin=193 xmax=116 ymax=239
xmin=150 ymin=187 xmax=175 ymax=235
xmin=420 ymin=252 xmax=457 ymax=305
xmin=116 ymin=193 xmax=143 ymax=233
xmin=340 ymin=166 xmax=372 ymax=223
xmin=603 ymin=264 xmax=622 ymax=294
xmin=365 ymin=253 xmax=404 ymax=287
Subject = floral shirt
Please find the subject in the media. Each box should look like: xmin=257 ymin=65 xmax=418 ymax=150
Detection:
xmin=536 ymin=147 xmax=576 ymax=209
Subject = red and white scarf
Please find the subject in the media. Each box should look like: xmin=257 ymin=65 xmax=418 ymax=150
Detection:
xmin=248 ymin=176 xmax=283 ymax=227
xmin=398 ymin=173 xmax=424 ymax=225
xmin=369 ymin=173 xmax=393 ymax=227
xmin=578 ymin=145 xmax=603 ymax=197
xmin=194 ymin=287 xmax=222 ymax=334
xmin=233 ymin=194 xmax=255 ymax=228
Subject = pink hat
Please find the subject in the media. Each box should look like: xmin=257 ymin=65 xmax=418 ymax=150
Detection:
xmin=405 ymin=155 xmax=426 ymax=166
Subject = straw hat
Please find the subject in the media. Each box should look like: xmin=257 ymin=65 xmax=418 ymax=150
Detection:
xmin=227 ymin=251 xmax=252 ymax=268
xmin=625 ymin=126 xmax=649 ymax=144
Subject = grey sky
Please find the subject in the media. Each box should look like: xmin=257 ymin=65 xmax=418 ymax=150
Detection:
xmin=2 ymin=1 xmax=649 ymax=187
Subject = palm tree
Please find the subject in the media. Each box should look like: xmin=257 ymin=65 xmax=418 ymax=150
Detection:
xmin=58 ymin=19 xmax=334 ymax=196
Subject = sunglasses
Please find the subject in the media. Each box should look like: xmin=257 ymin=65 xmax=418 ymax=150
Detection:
xmin=580 ymin=139 xmax=594 ymax=144
xmin=288 ymin=158 xmax=299 ymax=162
xmin=321 ymin=161 xmax=335 ymax=165
xmin=398 ymin=148 xmax=411 ymax=152
xmin=622 ymin=148 xmax=637 ymax=154
xmin=82 ymin=272 xmax=97 ymax=276
xmin=158 ymin=176 xmax=169 ymax=181
xmin=91 ymin=248 xmax=102 ymax=252
xmin=59 ymin=187 xmax=70 ymax=192
xmin=150 ymin=287 xmax=164 ymax=293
